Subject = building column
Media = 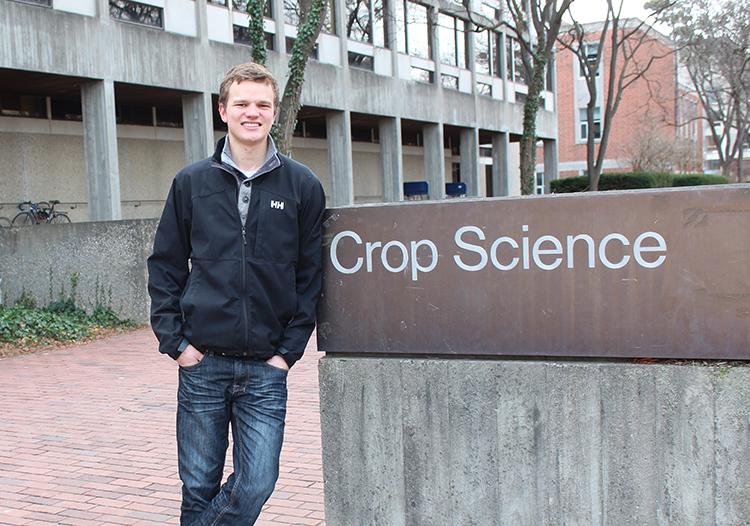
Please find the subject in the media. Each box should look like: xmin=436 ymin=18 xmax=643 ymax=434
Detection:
xmin=81 ymin=79 xmax=121 ymax=221
xmin=491 ymin=131 xmax=510 ymax=197
xmin=460 ymin=127 xmax=483 ymax=197
xmin=423 ymin=123 xmax=445 ymax=200
xmin=182 ymin=92 xmax=214 ymax=164
xmin=195 ymin=0 xmax=209 ymax=44
xmin=543 ymin=138 xmax=559 ymax=193
xmin=327 ymin=110 xmax=354 ymax=206
xmin=272 ymin=0 xmax=286 ymax=53
xmin=380 ymin=116 xmax=403 ymax=202
xmin=95 ymin=0 xmax=110 ymax=20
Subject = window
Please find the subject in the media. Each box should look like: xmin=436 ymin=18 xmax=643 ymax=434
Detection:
xmin=579 ymin=107 xmax=601 ymax=140
xmin=286 ymin=37 xmax=319 ymax=59
xmin=208 ymin=0 xmax=228 ymax=5
xmin=474 ymin=30 xmax=501 ymax=77
xmin=345 ymin=0 xmax=387 ymax=47
xmin=579 ymin=43 xmax=599 ymax=77
xmin=110 ymin=0 xmax=164 ymax=28
xmin=410 ymin=67 xmax=433 ymax=84
xmin=10 ymin=0 xmax=51 ymax=6
xmin=285 ymin=0 xmax=336 ymax=34
xmin=441 ymin=74 xmax=459 ymax=90
xmin=476 ymin=82 xmax=491 ymax=96
xmin=504 ymin=35 xmax=526 ymax=83
xmin=396 ymin=1 xmax=432 ymax=59
xmin=348 ymin=51 xmax=374 ymax=70
xmin=232 ymin=0 xmax=273 ymax=17
xmin=437 ymin=13 xmax=467 ymax=69
xmin=51 ymin=98 xmax=82 ymax=121
xmin=0 ymin=93 xmax=47 ymax=118
xmin=535 ymin=170 xmax=545 ymax=194
xmin=234 ymin=25 xmax=275 ymax=50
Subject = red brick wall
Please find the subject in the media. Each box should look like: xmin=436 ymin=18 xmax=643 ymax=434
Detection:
xmin=554 ymin=25 xmax=702 ymax=178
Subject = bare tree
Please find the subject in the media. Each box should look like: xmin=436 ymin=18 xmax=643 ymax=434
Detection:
xmin=243 ymin=0 xmax=329 ymax=155
xmin=654 ymin=0 xmax=750 ymax=181
xmin=626 ymin=120 xmax=699 ymax=173
xmin=557 ymin=1 xmax=674 ymax=190
xmin=505 ymin=0 xmax=574 ymax=195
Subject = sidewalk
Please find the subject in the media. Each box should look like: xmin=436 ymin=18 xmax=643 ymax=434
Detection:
xmin=0 ymin=329 xmax=325 ymax=526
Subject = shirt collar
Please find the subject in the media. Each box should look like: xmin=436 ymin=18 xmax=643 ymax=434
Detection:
xmin=221 ymin=135 xmax=280 ymax=180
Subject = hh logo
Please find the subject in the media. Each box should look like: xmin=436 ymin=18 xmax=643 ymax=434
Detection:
xmin=270 ymin=200 xmax=285 ymax=210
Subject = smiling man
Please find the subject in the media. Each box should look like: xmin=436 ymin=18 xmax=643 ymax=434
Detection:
xmin=147 ymin=62 xmax=326 ymax=525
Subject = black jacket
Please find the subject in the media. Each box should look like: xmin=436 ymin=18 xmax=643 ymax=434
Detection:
xmin=147 ymin=138 xmax=326 ymax=367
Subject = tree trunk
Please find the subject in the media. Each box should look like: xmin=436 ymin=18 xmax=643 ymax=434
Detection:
xmin=519 ymin=52 xmax=548 ymax=195
xmin=272 ymin=0 xmax=327 ymax=155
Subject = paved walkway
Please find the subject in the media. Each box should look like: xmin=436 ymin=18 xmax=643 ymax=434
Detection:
xmin=0 ymin=329 xmax=325 ymax=526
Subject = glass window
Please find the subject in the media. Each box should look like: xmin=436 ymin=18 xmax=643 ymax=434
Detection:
xmin=0 ymin=94 xmax=47 ymax=119
xmin=116 ymin=104 xmax=153 ymax=126
xmin=410 ymin=67 xmax=433 ymax=83
xmin=346 ymin=0 xmax=387 ymax=46
xmin=579 ymin=43 xmax=600 ymax=77
xmin=535 ymin=171 xmax=545 ymax=194
xmin=441 ymin=74 xmax=459 ymax=89
xmin=156 ymin=106 xmax=183 ymax=128
xmin=438 ymin=13 xmax=466 ymax=68
xmin=51 ymin=98 xmax=82 ymax=121
xmin=579 ymin=107 xmax=601 ymax=140
xmin=475 ymin=29 xmax=501 ymax=77
xmin=234 ymin=25 xmax=275 ymax=50
xmin=475 ymin=30 xmax=490 ymax=75
xmin=405 ymin=1 xmax=431 ymax=59
xmin=346 ymin=0 xmax=371 ymax=42
xmin=505 ymin=34 xmax=513 ymax=80
xmin=476 ymin=82 xmax=491 ymax=96
xmin=10 ymin=0 xmax=52 ymax=6
xmin=208 ymin=0 xmax=228 ymax=5
xmin=286 ymin=37 xmax=319 ymax=59
xmin=348 ymin=51 xmax=374 ymax=70
xmin=513 ymin=38 xmax=526 ymax=84
xmin=109 ymin=0 xmax=164 ymax=28
xmin=232 ymin=0 xmax=273 ymax=18
xmin=285 ymin=0 xmax=335 ymax=34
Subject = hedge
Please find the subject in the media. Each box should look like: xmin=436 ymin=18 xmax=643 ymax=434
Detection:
xmin=550 ymin=172 xmax=729 ymax=193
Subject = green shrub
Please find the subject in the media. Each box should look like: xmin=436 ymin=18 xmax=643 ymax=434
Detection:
xmin=551 ymin=172 xmax=728 ymax=193
xmin=1 ymin=273 xmax=135 ymax=345
xmin=672 ymin=174 xmax=729 ymax=186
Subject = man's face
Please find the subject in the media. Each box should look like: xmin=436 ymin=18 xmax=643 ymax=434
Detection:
xmin=218 ymin=80 xmax=276 ymax=149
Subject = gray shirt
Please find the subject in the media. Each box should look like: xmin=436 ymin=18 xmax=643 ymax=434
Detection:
xmin=221 ymin=135 xmax=281 ymax=225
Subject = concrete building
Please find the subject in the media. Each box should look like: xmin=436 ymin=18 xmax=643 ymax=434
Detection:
xmin=0 ymin=0 xmax=558 ymax=222
xmin=553 ymin=20 xmax=702 ymax=179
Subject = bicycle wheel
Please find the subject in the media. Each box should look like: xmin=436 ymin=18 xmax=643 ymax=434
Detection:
xmin=12 ymin=211 xmax=36 ymax=226
xmin=49 ymin=213 xmax=71 ymax=224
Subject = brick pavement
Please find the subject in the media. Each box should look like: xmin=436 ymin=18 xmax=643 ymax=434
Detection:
xmin=0 ymin=329 xmax=325 ymax=526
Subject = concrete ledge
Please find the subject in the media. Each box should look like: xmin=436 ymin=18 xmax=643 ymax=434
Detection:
xmin=319 ymin=357 xmax=750 ymax=525
xmin=0 ymin=219 xmax=156 ymax=323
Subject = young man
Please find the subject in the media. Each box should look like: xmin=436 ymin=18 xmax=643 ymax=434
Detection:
xmin=148 ymin=62 xmax=326 ymax=525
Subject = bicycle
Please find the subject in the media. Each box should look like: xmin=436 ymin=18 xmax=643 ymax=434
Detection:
xmin=12 ymin=200 xmax=71 ymax=226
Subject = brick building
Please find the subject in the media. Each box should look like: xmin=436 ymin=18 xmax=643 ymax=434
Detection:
xmin=553 ymin=19 xmax=702 ymax=179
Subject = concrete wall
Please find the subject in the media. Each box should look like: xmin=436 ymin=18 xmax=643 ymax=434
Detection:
xmin=0 ymin=219 xmax=157 ymax=323
xmin=319 ymin=357 xmax=750 ymax=526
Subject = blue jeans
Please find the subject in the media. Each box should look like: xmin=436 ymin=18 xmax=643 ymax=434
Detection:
xmin=176 ymin=354 xmax=288 ymax=526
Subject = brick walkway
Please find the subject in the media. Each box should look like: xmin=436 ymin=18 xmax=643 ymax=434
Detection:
xmin=0 ymin=329 xmax=325 ymax=526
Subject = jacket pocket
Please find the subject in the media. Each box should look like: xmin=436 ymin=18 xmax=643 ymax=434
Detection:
xmin=254 ymin=189 xmax=298 ymax=262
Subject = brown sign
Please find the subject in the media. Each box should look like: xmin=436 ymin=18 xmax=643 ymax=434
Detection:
xmin=316 ymin=186 xmax=750 ymax=360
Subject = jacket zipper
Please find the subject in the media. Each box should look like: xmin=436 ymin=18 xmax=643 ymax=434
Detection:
xmin=214 ymin=162 xmax=251 ymax=352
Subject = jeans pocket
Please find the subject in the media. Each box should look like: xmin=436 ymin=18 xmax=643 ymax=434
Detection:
xmin=178 ymin=353 xmax=208 ymax=371
xmin=260 ymin=360 xmax=289 ymax=374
